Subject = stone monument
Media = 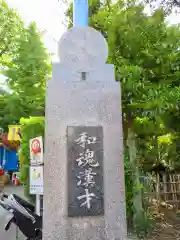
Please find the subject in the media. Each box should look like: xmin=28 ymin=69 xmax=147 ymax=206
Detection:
xmin=43 ymin=26 xmax=127 ymax=239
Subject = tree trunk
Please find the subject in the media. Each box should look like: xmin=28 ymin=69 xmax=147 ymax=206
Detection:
xmin=127 ymin=127 xmax=143 ymax=226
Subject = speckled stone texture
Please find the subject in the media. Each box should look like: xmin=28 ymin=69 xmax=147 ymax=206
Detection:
xmin=43 ymin=26 xmax=127 ymax=240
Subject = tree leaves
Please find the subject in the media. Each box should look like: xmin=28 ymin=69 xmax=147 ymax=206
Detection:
xmin=66 ymin=0 xmax=180 ymax=171
xmin=0 ymin=0 xmax=23 ymax=66
xmin=0 ymin=3 xmax=51 ymax=130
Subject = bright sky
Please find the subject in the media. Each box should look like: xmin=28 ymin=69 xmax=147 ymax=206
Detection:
xmin=0 ymin=0 xmax=178 ymax=88
xmin=5 ymin=0 xmax=180 ymax=52
xmin=4 ymin=0 xmax=180 ymax=54
xmin=0 ymin=0 xmax=178 ymax=85
xmin=0 ymin=0 xmax=68 ymax=84
xmin=2 ymin=1 xmax=180 ymax=69
xmin=6 ymin=0 xmax=67 ymax=56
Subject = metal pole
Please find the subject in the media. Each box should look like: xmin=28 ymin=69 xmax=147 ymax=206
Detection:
xmin=36 ymin=194 xmax=41 ymax=216
xmin=73 ymin=0 xmax=88 ymax=26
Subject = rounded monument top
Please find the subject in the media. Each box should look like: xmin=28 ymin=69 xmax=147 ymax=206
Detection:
xmin=58 ymin=26 xmax=108 ymax=66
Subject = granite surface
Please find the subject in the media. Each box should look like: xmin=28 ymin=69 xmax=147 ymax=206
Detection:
xmin=43 ymin=26 xmax=127 ymax=240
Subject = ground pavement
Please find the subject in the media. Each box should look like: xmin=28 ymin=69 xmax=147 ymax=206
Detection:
xmin=0 ymin=184 xmax=26 ymax=240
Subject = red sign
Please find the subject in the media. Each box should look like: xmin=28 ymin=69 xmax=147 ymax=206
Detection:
xmin=31 ymin=138 xmax=41 ymax=154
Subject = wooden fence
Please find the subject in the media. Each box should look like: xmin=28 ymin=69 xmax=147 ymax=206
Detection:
xmin=156 ymin=173 xmax=180 ymax=209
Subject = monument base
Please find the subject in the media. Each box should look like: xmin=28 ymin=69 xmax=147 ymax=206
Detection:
xmin=43 ymin=26 xmax=127 ymax=240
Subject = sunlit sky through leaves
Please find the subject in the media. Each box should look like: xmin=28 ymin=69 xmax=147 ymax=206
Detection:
xmin=0 ymin=0 xmax=67 ymax=83
xmin=6 ymin=0 xmax=67 ymax=57
xmin=0 ymin=0 xmax=180 ymax=84
xmin=4 ymin=0 xmax=180 ymax=55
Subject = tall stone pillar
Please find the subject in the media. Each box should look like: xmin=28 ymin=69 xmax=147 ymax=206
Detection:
xmin=43 ymin=26 xmax=127 ymax=240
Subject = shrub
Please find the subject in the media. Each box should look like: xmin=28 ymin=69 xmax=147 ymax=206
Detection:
xmin=19 ymin=116 xmax=44 ymax=202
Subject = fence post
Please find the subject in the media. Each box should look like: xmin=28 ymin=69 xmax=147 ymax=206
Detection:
xmin=156 ymin=173 xmax=160 ymax=205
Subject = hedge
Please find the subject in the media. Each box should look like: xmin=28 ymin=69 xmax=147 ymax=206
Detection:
xmin=19 ymin=116 xmax=44 ymax=202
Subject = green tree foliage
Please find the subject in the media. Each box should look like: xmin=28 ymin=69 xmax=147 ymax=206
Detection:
xmin=0 ymin=3 xmax=51 ymax=130
xmin=0 ymin=0 xmax=23 ymax=66
xmin=0 ymin=87 xmax=9 ymax=131
xmin=4 ymin=22 xmax=51 ymax=117
xmin=20 ymin=117 xmax=44 ymax=201
xmin=66 ymin=0 xmax=180 ymax=172
xmin=0 ymin=1 xmax=24 ymax=130
xmin=0 ymin=3 xmax=50 ymax=203
xmin=66 ymin=0 xmax=180 ymax=233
